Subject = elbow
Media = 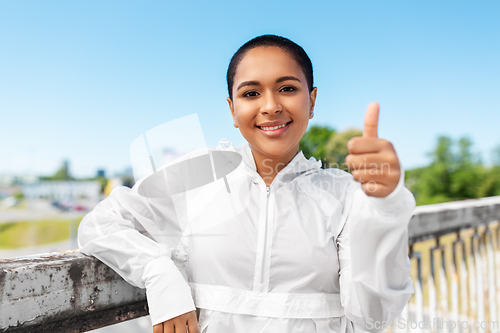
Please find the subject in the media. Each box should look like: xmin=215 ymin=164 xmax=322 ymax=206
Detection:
xmin=77 ymin=211 xmax=97 ymax=251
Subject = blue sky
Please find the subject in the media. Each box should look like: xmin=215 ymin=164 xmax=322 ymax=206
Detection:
xmin=1 ymin=1 xmax=499 ymax=178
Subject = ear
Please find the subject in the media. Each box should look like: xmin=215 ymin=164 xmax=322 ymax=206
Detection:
xmin=309 ymin=87 xmax=317 ymax=119
xmin=227 ymin=97 xmax=238 ymax=128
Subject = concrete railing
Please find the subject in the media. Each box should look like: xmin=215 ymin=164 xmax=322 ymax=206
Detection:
xmin=0 ymin=251 xmax=148 ymax=332
xmin=398 ymin=196 xmax=500 ymax=333
xmin=1 ymin=196 xmax=500 ymax=332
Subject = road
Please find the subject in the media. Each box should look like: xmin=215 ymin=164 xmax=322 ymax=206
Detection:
xmin=0 ymin=198 xmax=91 ymax=222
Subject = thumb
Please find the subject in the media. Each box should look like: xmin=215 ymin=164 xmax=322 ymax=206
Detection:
xmin=363 ymin=102 xmax=379 ymax=138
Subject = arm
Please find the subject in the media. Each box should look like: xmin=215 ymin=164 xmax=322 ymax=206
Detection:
xmin=77 ymin=180 xmax=196 ymax=326
xmin=336 ymin=168 xmax=415 ymax=332
xmin=337 ymin=102 xmax=416 ymax=332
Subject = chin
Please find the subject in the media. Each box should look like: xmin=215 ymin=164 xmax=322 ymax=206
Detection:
xmin=256 ymin=141 xmax=296 ymax=157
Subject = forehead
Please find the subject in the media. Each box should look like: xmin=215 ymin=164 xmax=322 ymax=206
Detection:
xmin=234 ymin=46 xmax=305 ymax=84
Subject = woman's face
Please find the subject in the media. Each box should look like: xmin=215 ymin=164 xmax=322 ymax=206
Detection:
xmin=227 ymin=46 xmax=317 ymax=161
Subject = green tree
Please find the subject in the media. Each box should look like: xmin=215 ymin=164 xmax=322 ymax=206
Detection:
xmin=421 ymin=136 xmax=455 ymax=200
xmin=51 ymin=160 xmax=74 ymax=180
xmin=450 ymin=137 xmax=484 ymax=199
xmin=299 ymin=125 xmax=336 ymax=167
xmin=477 ymin=166 xmax=500 ymax=197
xmin=406 ymin=135 xmax=488 ymax=205
xmin=324 ymin=128 xmax=363 ymax=171
xmin=477 ymin=145 xmax=500 ymax=197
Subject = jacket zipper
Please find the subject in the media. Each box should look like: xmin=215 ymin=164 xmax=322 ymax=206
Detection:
xmin=250 ymin=150 xmax=307 ymax=292
xmin=259 ymin=185 xmax=271 ymax=291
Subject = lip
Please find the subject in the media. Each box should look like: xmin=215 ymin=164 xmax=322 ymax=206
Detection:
xmin=257 ymin=120 xmax=292 ymax=138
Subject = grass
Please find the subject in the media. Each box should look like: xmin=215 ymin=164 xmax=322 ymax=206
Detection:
xmin=0 ymin=218 xmax=83 ymax=249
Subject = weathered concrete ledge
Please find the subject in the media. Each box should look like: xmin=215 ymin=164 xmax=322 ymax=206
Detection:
xmin=408 ymin=196 xmax=500 ymax=243
xmin=0 ymin=250 xmax=147 ymax=332
xmin=1 ymin=196 xmax=500 ymax=332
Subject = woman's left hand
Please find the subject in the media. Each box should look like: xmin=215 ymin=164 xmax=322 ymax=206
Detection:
xmin=344 ymin=102 xmax=401 ymax=198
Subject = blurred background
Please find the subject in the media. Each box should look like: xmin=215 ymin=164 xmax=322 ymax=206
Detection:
xmin=1 ymin=1 xmax=499 ymax=331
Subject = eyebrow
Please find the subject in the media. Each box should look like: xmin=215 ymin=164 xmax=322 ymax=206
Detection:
xmin=236 ymin=76 xmax=302 ymax=91
xmin=276 ymin=76 xmax=301 ymax=84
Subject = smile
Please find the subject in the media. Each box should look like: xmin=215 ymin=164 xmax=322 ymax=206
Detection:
xmin=256 ymin=121 xmax=292 ymax=138
xmin=256 ymin=121 xmax=292 ymax=131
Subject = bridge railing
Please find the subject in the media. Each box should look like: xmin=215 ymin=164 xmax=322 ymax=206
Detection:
xmin=1 ymin=196 xmax=500 ymax=332
xmin=395 ymin=196 xmax=500 ymax=333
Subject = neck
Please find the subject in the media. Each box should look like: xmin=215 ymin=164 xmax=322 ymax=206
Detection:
xmin=249 ymin=144 xmax=300 ymax=187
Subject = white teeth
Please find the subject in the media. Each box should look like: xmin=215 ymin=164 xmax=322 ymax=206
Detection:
xmin=260 ymin=123 xmax=288 ymax=131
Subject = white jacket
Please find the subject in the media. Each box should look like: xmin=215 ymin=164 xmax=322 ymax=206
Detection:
xmin=78 ymin=139 xmax=416 ymax=333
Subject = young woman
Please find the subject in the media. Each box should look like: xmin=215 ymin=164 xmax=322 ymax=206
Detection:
xmin=78 ymin=35 xmax=416 ymax=333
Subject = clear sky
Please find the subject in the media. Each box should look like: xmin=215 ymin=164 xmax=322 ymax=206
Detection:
xmin=1 ymin=1 xmax=499 ymax=178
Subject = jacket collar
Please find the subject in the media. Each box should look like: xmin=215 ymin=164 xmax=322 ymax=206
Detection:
xmin=233 ymin=141 xmax=322 ymax=177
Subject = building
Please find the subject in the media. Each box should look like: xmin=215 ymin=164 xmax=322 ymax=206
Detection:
xmin=22 ymin=181 xmax=100 ymax=202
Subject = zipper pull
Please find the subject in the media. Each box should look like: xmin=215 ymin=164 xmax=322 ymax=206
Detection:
xmin=266 ymin=186 xmax=270 ymax=198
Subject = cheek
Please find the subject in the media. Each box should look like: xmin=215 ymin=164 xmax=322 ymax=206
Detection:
xmin=286 ymin=95 xmax=311 ymax=116
xmin=233 ymin=103 xmax=255 ymax=125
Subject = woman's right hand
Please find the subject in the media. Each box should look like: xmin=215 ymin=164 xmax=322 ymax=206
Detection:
xmin=153 ymin=310 xmax=200 ymax=333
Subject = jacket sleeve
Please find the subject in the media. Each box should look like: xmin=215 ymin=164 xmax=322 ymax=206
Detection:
xmin=77 ymin=179 xmax=196 ymax=326
xmin=335 ymin=166 xmax=416 ymax=333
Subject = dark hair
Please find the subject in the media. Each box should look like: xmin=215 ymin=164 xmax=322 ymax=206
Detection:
xmin=226 ymin=34 xmax=314 ymax=100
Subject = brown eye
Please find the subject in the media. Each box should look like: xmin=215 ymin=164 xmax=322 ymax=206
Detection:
xmin=280 ymin=86 xmax=296 ymax=92
xmin=243 ymin=91 xmax=259 ymax=98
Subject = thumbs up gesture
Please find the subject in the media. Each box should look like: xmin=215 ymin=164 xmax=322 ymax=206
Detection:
xmin=345 ymin=102 xmax=401 ymax=197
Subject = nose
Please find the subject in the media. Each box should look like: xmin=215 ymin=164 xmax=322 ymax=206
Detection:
xmin=260 ymin=92 xmax=282 ymax=115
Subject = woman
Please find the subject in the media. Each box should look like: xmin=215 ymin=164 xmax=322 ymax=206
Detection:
xmin=78 ymin=34 xmax=416 ymax=333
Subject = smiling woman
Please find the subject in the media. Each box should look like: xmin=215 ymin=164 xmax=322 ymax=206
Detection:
xmin=227 ymin=38 xmax=317 ymax=186
xmin=78 ymin=34 xmax=416 ymax=333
